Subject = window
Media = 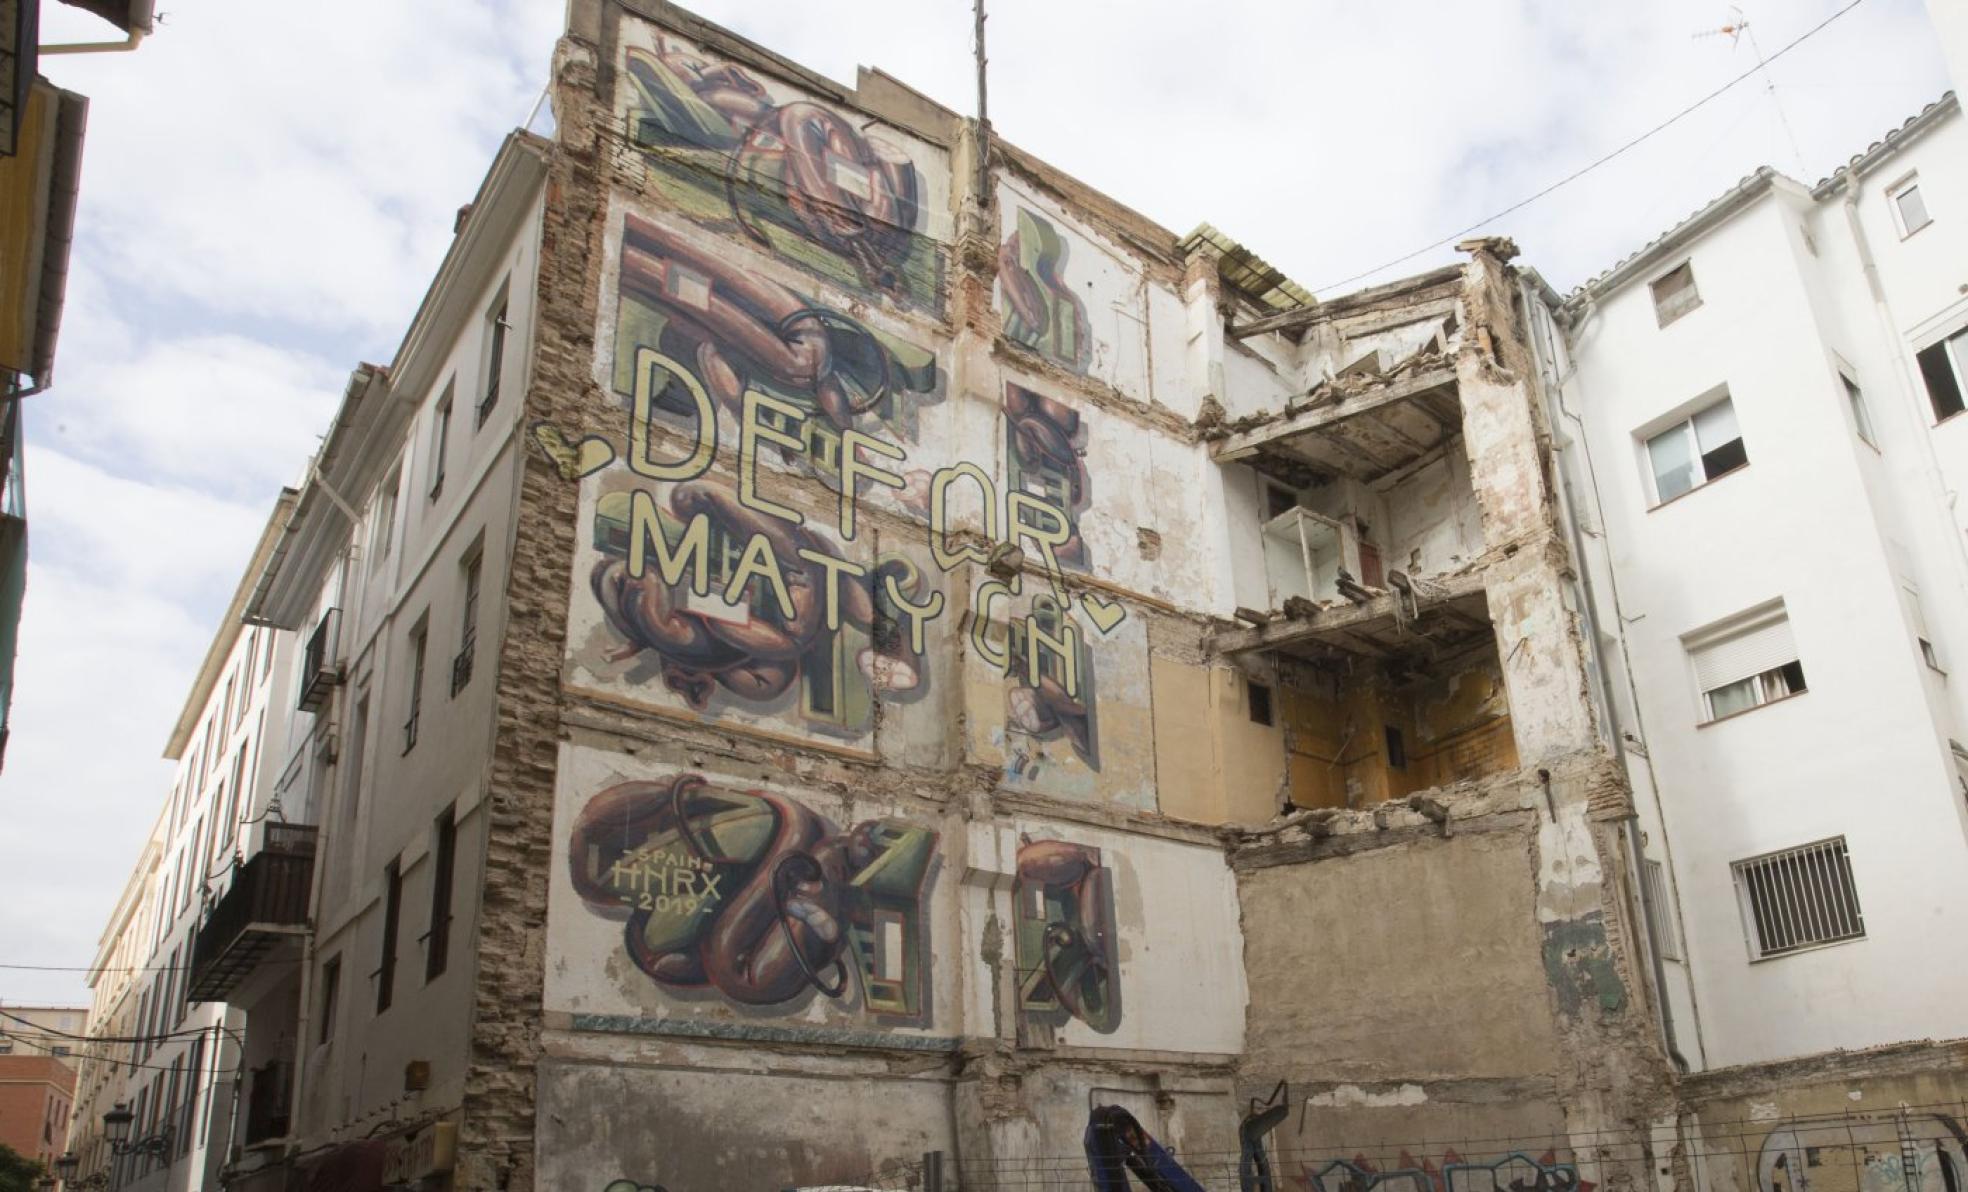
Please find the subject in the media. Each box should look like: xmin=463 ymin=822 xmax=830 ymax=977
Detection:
xmin=1646 ymin=395 xmax=1746 ymax=504
xmin=344 ymin=696 xmax=369 ymax=823
xmin=1732 ymin=836 xmax=1864 ymax=959
xmin=369 ymin=466 xmax=401 ymax=574
xmin=317 ymin=956 xmax=341 ymax=1045
xmin=1247 ymin=679 xmax=1273 ymax=726
xmin=1650 ymin=261 xmax=1702 ymax=327
xmin=426 ymin=806 xmax=456 ymax=982
xmin=1687 ymin=602 xmax=1806 ymax=722
xmin=1841 ymin=374 xmax=1876 ymax=446
xmin=1916 ymin=327 xmax=1968 ymax=423
xmin=1900 ymin=582 xmax=1943 ymax=672
xmin=1889 ymin=175 xmax=1932 ymax=237
xmin=478 ymin=287 xmax=510 ymax=427
xmin=428 ymin=383 xmax=453 ymax=500
xmin=376 ymin=861 xmax=401 ymax=1014
xmin=404 ymin=616 xmax=428 ymax=753
xmin=1383 ymin=724 xmax=1406 ymax=769
xmin=452 ymin=545 xmax=482 ymax=697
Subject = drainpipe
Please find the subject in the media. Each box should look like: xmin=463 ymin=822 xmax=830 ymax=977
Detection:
xmin=1518 ymin=278 xmax=1691 ymax=1073
xmin=40 ymin=30 xmax=146 ymax=55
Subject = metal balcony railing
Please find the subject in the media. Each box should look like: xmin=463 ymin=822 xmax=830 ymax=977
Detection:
xmin=186 ymin=826 xmax=317 ymax=1003
xmin=296 ymin=608 xmax=342 ymax=713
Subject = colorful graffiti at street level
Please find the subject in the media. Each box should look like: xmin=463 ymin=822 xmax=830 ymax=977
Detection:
xmin=622 ymin=37 xmax=945 ymax=313
xmin=569 ymin=772 xmax=941 ymax=1025
xmin=1015 ymin=837 xmax=1121 ymax=1033
xmin=1756 ymin=1112 xmax=1968 ymax=1192
xmin=1298 ymin=1149 xmax=1590 ymax=1192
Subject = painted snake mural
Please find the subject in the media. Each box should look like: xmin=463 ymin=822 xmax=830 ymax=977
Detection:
xmin=620 ymin=212 xmax=936 ymax=437
xmin=570 ymin=773 xmax=939 ymax=1023
xmin=625 ymin=40 xmax=928 ymax=299
xmin=1015 ymin=837 xmax=1122 ymax=1034
xmin=1000 ymin=207 xmax=1093 ymax=374
xmin=590 ymin=480 xmax=929 ymax=713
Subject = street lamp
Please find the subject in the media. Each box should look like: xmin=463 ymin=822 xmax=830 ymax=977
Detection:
xmin=101 ymin=1101 xmax=170 ymax=1160
xmin=53 ymin=1153 xmax=78 ymax=1182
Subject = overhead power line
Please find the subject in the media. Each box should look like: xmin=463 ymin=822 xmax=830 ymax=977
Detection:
xmin=1309 ymin=0 xmax=1867 ymax=296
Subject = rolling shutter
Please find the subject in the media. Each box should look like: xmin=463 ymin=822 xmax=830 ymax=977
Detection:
xmin=1691 ymin=611 xmax=1796 ymax=692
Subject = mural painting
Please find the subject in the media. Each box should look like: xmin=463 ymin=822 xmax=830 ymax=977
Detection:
xmin=583 ymin=476 xmax=934 ymax=736
xmin=620 ymin=37 xmax=945 ymax=313
xmin=568 ymin=771 xmax=941 ymax=1025
xmin=999 ymin=207 xmax=1092 ymax=373
xmin=1015 ymin=837 xmax=1121 ymax=1034
xmin=1005 ymin=381 xmax=1094 ymax=571
xmin=1004 ymin=593 xmax=1101 ymax=776
xmin=1299 ymin=1150 xmax=1589 ymax=1192
xmin=1754 ymin=1114 xmax=1968 ymax=1192
xmin=611 ymin=210 xmax=946 ymax=495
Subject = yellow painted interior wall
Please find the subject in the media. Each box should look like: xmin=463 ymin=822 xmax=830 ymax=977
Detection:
xmin=1283 ymin=651 xmax=1515 ymax=810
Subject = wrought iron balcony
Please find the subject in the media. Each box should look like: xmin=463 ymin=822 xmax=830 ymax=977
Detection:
xmin=296 ymin=608 xmax=342 ymax=713
xmin=186 ymin=825 xmax=317 ymax=1003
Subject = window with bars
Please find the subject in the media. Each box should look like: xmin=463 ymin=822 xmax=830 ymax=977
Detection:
xmin=1732 ymin=836 xmax=1865 ymax=959
xmin=1686 ymin=602 xmax=1806 ymax=723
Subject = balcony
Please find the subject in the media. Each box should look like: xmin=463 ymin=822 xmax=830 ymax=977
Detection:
xmin=186 ymin=825 xmax=317 ymax=1003
xmin=296 ymin=608 xmax=342 ymax=712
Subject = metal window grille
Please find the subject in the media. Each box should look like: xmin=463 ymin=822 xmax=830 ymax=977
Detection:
xmin=1732 ymin=836 xmax=1864 ymax=959
xmin=1639 ymin=859 xmax=1682 ymax=962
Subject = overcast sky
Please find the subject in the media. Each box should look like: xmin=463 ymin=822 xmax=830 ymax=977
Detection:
xmin=0 ymin=0 xmax=1950 ymax=1007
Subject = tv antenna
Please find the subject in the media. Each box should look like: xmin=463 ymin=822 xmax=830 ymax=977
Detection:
xmin=1696 ymin=6 xmax=1808 ymax=176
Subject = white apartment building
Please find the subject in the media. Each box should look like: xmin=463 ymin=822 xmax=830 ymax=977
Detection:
xmin=201 ymin=131 xmax=545 ymax=1191
xmin=68 ymin=497 xmax=302 ymax=1192
xmin=1555 ymin=90 xmax=1968 ymax=1068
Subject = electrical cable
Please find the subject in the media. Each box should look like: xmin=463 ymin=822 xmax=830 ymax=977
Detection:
xmin=1307 ymin=0 xmax=1868 ymax=296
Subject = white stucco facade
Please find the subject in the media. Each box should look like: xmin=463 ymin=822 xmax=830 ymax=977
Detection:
xmin=1559 ymin=93 xmax=1968 ymax=1069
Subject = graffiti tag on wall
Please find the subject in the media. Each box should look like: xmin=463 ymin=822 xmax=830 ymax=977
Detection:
xmin=1756 ymin=1114 xmax=1968 ymax=1192
xmin=569 ymin=772 xmax=941 ymax=1025
xmin=1299 ymin=1149 xmax=1589 ymax=1192
xmin=1015 ymin=837 xmax=1121 ymax=1034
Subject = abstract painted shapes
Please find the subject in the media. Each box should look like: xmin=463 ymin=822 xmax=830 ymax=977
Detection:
xmin=1003 ymin=593 xmax=1101 ymax=774
xmin=1014 ymin=837 xmax=1121 ymax=1035
xmin=620 ymin=37 xmax=945 ymax=313
xmin=568 ymin=772 xmax=940 ymax=1025
xmin=1000 ymin=207 xmax=1093 ymax=374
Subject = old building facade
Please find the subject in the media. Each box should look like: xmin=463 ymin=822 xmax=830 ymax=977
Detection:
xmin=65 ymin=3 xmax=1968 ymax=1191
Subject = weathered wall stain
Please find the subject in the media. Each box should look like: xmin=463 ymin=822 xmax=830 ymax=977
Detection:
xmin=1538 ymin=913 xmax=1626 ymax=1018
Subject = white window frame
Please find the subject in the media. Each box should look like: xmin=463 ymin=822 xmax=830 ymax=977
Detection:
xmin=1641 ymin=392 xmax=1747 ymax=507
xmin=1915 ymin=325 xmax=1968 ymax=424
xmin=428 ymin=380 xmax=454 ymax=501
xmin=1838 ymin=371 xmax=1876 ymax=448
xmin=1684 ymin=599 xmax=1806 ymax=724
xmin=1650 ymin=260 xmax=1702 ymax=327
xmin=1887 ymin=172 xmax=1931 ymax=239
xmin=369 ymin=465 xmax=401 ymax=575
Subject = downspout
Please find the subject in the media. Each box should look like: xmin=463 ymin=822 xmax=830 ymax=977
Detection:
xmin=40 ymin=30 xmax=146 ymax=54
xmin=1519 ymin=278 xmax=1691 ymax=1073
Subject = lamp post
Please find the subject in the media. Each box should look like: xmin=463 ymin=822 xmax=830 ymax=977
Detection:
xmin=102 ymin=1101 xmax=171 ymax=1160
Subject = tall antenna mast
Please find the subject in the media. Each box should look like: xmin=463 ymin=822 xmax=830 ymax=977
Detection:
xmin=1695 ymin=7 xmax=1807 ymax=176
xmin=974 ymin=0 xmax=992 ymax=204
